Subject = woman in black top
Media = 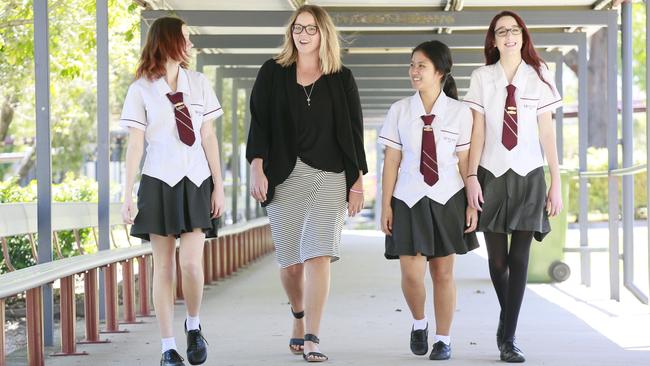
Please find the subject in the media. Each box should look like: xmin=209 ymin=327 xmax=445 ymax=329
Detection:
xmin=246 ymin=4 xmax=367 ymax=363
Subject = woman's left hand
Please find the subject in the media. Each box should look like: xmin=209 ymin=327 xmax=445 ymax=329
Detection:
xmin=546 ymin=183 xmax=563 ymax=217
xmin=211 ymin=184 xmax=225 ymax=218
xmin=464 ymin=206 xmax=478 ymax=233
xmin=348 ymin=178 xmax=364 ymax=217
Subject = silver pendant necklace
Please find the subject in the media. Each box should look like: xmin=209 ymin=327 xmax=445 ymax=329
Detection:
xmin=302 ymin=80 xmax=316 ymax=107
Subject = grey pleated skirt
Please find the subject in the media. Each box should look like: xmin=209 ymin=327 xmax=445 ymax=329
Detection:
xmin=130 ymin=174 xmax=219 ymax=242
xmin=266 ymin=158 xmax=347 ymax=268
xmin=385 ymin=189 xmax=480 ymax=260
xmin=477 ymin=166 xmax=550 ymax=241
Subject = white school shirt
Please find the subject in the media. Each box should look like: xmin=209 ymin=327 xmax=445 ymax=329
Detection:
xmin=463 ymin=61 xmax=562 ymax=177
xmin=378 ymin=91 xmax=472 ymax=207
xmin=119 ymin=67 xmax=224 ymax=187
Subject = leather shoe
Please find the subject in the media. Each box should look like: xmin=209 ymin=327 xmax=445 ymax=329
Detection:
xmin=500 ymin=340 xmax=525 ymax=363
xmin=429 ymin=341 xmax=451 ymax=360
xmin=410 ymin=325 xmax=428 ymax=356
xmin=185 ymin=321 xmax=208 ymax=365
xmin=160 ymin=349 xmax=185 ymax=366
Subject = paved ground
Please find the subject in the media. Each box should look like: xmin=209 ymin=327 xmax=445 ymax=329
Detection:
xmin=11 ymin=230 xmax=650 ymax=365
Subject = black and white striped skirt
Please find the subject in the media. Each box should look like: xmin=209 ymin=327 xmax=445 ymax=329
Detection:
xmin=266 ymin=158 xmax=347 ymax=268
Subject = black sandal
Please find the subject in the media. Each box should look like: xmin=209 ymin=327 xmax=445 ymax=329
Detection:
xmin=289 ymin=308 xmax=305 ymax=355
xmin=302 ymin=333 xmax=328 ymax=363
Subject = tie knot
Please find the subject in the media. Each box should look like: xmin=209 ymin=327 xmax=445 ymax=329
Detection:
xmin=421 ymin=114 xmax=435 ymax=125
xmin=506 ymin=84 xmax=516 ymax=95
xmin=167 ymin=92 xmax=183 ymax=104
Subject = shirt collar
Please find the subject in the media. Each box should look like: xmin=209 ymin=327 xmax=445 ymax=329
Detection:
xmin=154 ymin=67 xmax=190 ymax=97
xmin=494 ymin=60 xmax=530 ymax=91
xmin=409 ymin=90 xmax=449 ymax=121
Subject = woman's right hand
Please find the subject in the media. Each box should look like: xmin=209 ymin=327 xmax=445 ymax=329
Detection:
xmin=121 ymin=195 xmax=135 ymax=224
xmin=250 ymin=161 xmax=268 ymax=203
xmin=381 ymin=205 xmax=393 ymax=236
xmin=466 ymin=176 xmax=484 ymax=211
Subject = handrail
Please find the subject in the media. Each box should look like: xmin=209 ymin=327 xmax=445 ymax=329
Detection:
xmin=563 ymin=163 xmax=647 ymax=179
xmin=0 ymin=217 xmax=269 ymax=299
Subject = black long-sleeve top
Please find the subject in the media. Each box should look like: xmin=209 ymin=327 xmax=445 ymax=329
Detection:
xmin=246 ymin=59 xmax=368 ymax=206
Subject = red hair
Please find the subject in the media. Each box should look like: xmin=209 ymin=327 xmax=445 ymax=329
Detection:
xmin=484 ymin=11 xmax=552 ymax=90
xmin=136 ymin=17 xmax=189 ymax=80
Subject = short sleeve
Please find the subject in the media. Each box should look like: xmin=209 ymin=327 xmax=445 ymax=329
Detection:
xmin=455 ymin=105 xmax=472 ymax=152
xmin=537 ymin=66 xmax=563 ymax=115
xmin=463 ymin=69 xmax=484 ymax=114
xmin=200 ymin=74 xmax=224 ymax=121
xmin=119 ymin=83 xmax=147 ymax=131
xmin=378 ymin=104 xmax=402 ymax=150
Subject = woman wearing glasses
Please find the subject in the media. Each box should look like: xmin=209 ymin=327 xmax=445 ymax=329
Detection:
xmin=463 ymin=11 xmax=563 ymax=363
xmin=246 ymin=4 xmax=367 ymax=363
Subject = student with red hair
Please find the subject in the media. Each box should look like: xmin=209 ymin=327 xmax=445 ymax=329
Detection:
xmin=120 ymin=17 xmax=224 ymax=366
xmin=464 ymin=11 xmax=563 ymax=363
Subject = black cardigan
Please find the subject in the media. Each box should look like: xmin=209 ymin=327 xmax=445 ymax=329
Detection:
xmin=246 ymin=58 xmax=368 ymax=207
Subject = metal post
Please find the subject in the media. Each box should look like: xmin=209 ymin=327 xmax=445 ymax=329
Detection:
xmin=243 ymin=88 xmax=252 ymax=220
xmin=577 ymin=32 xmax=590 ymax=287
xmin=231 ymin=80 xmax=240 ymax=223
xmin=621 ymin=0 xmax=635 ymax=297
xmin=607 ymin=12 xmax=620 ymax=301
xmin=646 ymin=0 xmax=650 ymax=310
xmin=554 ymin=54 xmax=564 ymax=165
xmin=97 ymin=0 xmax=110 ymax=254
xmin=26 ymin=287 xmax=44 ymax=366
xmin=34 ymin=0 xmax=53 ymax=347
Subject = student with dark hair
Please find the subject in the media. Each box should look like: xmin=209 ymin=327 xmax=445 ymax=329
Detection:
xmin=379 ymin=40 xmax=479 ymax=361
xmin=120 ymin=17 xmax=224 ymax=366
xmin=464 ymin=11 xmax=564 ymax=363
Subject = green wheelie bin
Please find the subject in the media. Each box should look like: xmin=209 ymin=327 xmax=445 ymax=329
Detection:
xmin=527 ymin=168 xmax=571 ymax=283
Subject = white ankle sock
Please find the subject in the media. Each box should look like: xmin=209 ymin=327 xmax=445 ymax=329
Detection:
xmin=161 ymin=337 xmax=177 ymax=353
xmin=412 ymin=316 xmax=428 ymax=331
xmin=186 ymin=315 xmax=200 ymax=331
xmin=434 ymin=334 xmax=451 ymax=345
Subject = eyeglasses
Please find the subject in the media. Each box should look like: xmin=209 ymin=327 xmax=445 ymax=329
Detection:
xmin=292 ymin=23 xmax=318 ymax=35
xmin=495 ymin=26 xmax=522 ymax=37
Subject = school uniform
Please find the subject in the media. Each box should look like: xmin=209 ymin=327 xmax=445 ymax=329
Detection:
xmin=463 ymin=61 xmax=562 ymax=241
xmin=120 ymin=67 xmax=224 ymax=241
xmin=379 ymin=91 xmax=479 ymax=259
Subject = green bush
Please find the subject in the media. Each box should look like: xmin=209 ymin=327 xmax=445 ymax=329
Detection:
xmin=0 ymin=173 xmax=98 ymax=273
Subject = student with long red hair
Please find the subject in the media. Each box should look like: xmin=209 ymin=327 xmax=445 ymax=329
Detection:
xmin=464 ymin=11 xmax=563 ymax=363
xmin=120 ymin=17 xmax=225 ymax=366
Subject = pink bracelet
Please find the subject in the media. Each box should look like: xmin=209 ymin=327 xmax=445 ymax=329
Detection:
xmin=350 ymin=188 xmax=364 ymax=194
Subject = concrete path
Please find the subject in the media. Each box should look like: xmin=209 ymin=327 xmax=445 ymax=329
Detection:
xmin=35 ymin=230 xmax=650 ymax=365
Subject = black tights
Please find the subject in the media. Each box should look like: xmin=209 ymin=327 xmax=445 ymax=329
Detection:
xmin=484 ymin=231 xmax=534 ymax=342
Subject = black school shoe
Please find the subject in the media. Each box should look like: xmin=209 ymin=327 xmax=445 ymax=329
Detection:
xmin=500 ymin=340 xmax=526 ymax=363
xmin=185 ymin=321 xmax=208 ymax=365
xmin=429 ymin=341 xmax=451 ymax=360
xmin=160 ymin=349 xmax=185 ymax=366
xmin=410 ymin=325 xmax=429 ymax=356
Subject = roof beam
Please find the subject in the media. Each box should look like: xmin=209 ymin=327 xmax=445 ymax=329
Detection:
xmin=142 ymin=9 xmax=614 ymax=28
xmin=190 ymin=32 xmax=583 ymax=49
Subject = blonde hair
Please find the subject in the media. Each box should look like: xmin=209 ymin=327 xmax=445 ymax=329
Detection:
xmin=274 ymin=5 xmax=342 ymax=74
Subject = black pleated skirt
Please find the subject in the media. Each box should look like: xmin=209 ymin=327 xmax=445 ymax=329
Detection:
xmin=385 ymin=189 xmax=480 ymax=260
xmin=477 ymin=166 xmax=550 ymax=242
xmin=130 ymin=175 xmax=219 ymax=242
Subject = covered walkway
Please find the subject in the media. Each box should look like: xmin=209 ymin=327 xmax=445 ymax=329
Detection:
xmin=15 ymin=232 xmax=647 ymax=366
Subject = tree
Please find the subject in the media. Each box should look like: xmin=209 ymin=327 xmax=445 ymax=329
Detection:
xmin=0 ymin=0 xmax=141 ymax=183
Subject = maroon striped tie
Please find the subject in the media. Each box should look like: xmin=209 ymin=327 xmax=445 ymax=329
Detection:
xmin=502 ymin=84 xmax=518 ymax=150
xmin=166 ymin=92 xmax=196 ymax=146
xmin=420 ymin=114 xmax=438 ymax=186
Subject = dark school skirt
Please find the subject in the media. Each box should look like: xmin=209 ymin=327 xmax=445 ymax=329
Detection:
xmin=385 ymin=189 xmax=480 ymax=260
xmin=130 ymin=174 xmax=219 ymax=242
xmin=477 ymin=166 xmax=550 ymax=242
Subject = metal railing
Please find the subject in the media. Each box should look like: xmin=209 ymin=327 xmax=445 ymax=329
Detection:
xmin=0 ymin=203 xmax=273 ymax=366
